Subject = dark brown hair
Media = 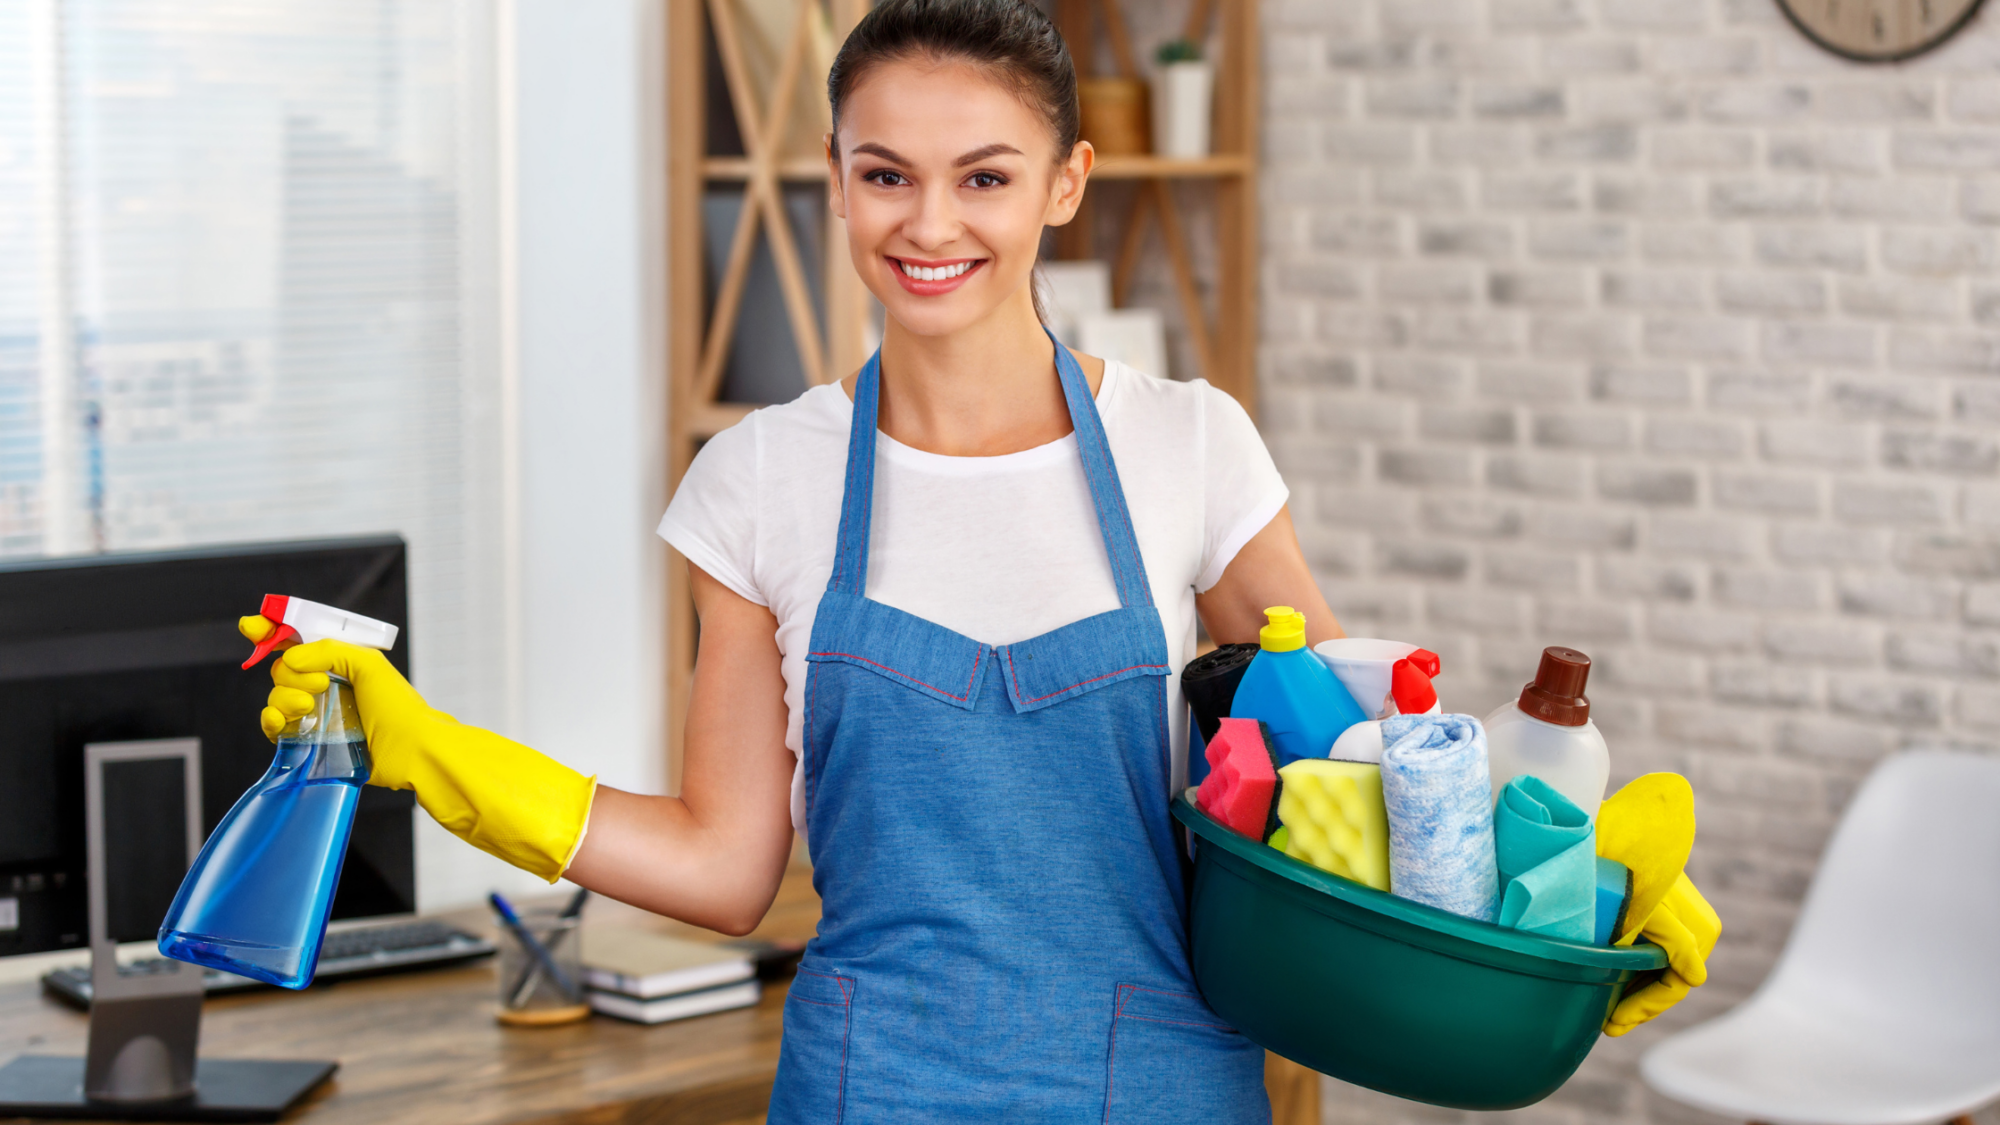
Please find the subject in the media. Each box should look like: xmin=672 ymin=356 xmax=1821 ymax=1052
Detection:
xmin=827 ymin=0 xmax=1080 ymax=162
xmin=827 ymin=0 xmax=1081 ymax=325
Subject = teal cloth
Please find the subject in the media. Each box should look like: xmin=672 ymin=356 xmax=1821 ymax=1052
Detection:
xmin=1493 ymin=776 xmax=1596 ymax=942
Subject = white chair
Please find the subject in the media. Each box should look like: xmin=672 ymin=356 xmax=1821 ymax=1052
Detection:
xmin=1642 ymin=751 xmax=2000 ymax=1125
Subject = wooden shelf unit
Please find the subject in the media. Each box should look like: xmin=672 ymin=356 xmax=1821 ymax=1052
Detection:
xmin=1053 ymin=0 xmax=1260 ymax=411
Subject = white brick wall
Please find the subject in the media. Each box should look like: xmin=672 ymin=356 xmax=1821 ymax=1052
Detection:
xmin=1243 ymin=0 xmax=2000 ymax=1121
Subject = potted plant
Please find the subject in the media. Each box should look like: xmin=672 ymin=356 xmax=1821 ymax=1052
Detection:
xmin=1151 ymin=38 xmax=1212 ymax=158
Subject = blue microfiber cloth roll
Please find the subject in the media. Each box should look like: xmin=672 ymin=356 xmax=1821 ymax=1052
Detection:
xmin=1493 ymin=776 xmax=1596 ymax=942
xmin=1380 ymin=714 xmax=1500 ymax=923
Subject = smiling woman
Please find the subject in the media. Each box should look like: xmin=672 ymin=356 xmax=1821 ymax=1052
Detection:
xmin=240 ymin=1 xmax=1335 ymax=1121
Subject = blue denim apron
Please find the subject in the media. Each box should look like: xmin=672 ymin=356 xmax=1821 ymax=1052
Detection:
xmin=767 ymin=339 xmax=1269 ymax=1123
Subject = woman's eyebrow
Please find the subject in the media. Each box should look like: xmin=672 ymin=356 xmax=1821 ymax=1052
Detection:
xmin=850 ymin=141 xmax=908 ymax=163
xmin=955 ymin=143 xmax=1023 ymax=165
xmin=847 ymin=141 xmax=1023 ymax=166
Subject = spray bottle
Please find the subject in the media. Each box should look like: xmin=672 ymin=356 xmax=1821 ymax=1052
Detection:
xmin=157 ymin=596 xmax=398 ymax=989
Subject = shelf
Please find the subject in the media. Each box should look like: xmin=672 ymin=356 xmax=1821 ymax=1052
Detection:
xmin=702 ymin=156 xmax=829 ymax=181
xmin=701 ymin=153 xmax=1252 ymax=183
xmin=1089 ymin=153 xmax=1251 ymax=179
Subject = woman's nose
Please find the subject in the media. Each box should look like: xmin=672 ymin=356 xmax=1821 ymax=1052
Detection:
xmin=901 ymin=182 xmax=963 ymax=251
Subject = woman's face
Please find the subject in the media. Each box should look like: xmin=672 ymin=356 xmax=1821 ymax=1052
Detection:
xmin=830 ymin=56 xmax=1090 ymax=340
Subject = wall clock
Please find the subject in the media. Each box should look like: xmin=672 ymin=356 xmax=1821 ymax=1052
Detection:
xmin=1776 ymin=0 xmax=1985 ymax=61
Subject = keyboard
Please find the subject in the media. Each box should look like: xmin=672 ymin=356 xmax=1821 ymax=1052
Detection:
xmin=41 ymin=920 xmax=496 ymax=1009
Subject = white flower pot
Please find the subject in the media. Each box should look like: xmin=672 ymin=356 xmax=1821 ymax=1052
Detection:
xmin=1151 ymin=60 xmax=1213 ymax=159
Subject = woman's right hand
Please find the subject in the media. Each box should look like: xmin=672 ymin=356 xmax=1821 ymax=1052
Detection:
xmin=240 ymin=616 xmax=598 ymax=885
xmin=243 ymin=615 xmax=428 ymax=746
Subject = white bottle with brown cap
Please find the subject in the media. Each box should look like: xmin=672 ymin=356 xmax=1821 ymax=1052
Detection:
xmin=1483 ymin=646 xmax=1610 ymax=813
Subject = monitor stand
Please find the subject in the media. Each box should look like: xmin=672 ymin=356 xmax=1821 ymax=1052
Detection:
xmin=0 ymin=739 xmax=336 ymax=1122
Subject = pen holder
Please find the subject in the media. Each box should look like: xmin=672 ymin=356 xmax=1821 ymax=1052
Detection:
xmin=496 ymin=907 xmax=590 ymax=1027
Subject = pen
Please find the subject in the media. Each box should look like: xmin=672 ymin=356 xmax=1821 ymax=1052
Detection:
xmin=506 ymin=887 xmax=590 ymax=1007
xmin=489 ymin=891 xmax=581 ymax=1005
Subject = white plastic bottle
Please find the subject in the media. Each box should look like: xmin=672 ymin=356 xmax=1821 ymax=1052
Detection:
xmin=1483 ymin=646 xmax=1610 ymax=813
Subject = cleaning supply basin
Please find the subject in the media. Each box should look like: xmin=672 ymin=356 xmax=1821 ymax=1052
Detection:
xmin=1173 ymin=791 xmax=1666 ymax=1110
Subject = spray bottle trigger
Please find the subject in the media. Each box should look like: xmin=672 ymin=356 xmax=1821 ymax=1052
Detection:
xmin=1390 ymin=657 xmax=1438 ymax=715
xmin=242 ymin=623 xmax=303 ymax=670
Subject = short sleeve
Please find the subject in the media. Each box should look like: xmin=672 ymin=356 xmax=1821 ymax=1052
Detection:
xmin=657 ymin=412 xmax=766 ymax=606
xmin=1193 ymin=383 xmax=1289 ymax=593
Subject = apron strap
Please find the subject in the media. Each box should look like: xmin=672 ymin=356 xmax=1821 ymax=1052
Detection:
xmin=1050 ymin=333 xmax=1153 ymax=609
xmin=827 ymin=348 xmax=883 ymax=597
xmin=826 ymin=330 xmax=1154 ymax=610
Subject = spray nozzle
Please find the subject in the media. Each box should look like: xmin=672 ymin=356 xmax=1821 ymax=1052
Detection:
xmin=242 ymin=594 xmax=399 ymax=670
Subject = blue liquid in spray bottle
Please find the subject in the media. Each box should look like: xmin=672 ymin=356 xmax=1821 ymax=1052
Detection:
xmin=158 ymin=593 xmax=398 ymax=989
xmin=158 ymin=676 xmax=369 ymax=989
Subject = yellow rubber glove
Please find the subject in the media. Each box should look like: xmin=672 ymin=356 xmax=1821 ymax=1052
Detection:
xmin=241 ymin=615 xmax=596 ymax=883
xmin=1604 ymin=873 xmax=1721 ymax=1036
xmin=1596 ymin=773 xmax=1697 ymax=946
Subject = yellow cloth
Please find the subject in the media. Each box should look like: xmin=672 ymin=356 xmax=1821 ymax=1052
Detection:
xmin=1276 ymin=759 xmax=1391 ymax=891
xmin=1604 ymin=873 xmax=1721 ymax=1036
xmin=243 ymin=616 xmax=595 ymax=882
xmin=1596 ymin=773 xmax=1697 ymax=945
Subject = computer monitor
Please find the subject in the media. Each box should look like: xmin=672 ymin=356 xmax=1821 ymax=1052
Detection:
xmin=0 ymin=536 xmax=416 ymax=959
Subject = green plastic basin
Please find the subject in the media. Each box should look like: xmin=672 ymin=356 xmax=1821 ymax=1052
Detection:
xmin=1173 ymin=791 xmax=1666 ymax=1110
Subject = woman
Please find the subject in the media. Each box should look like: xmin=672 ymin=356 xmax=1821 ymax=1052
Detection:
xmin=249 ymin=0 xmax=1345 ymax=1118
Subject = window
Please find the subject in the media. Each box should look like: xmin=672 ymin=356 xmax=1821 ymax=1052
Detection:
xmin=0 ymin=0 xmax=506 ymax=714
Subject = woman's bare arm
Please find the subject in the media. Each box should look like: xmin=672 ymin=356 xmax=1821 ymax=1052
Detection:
xmin=561 ymin=563 xmax=797 ymax=935
xmin=1195 ymin=505 xmax=1345 ymax=649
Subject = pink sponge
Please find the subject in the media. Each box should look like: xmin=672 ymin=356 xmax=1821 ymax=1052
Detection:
xmin=1196 ymin=717 xmax=1283 ymax=841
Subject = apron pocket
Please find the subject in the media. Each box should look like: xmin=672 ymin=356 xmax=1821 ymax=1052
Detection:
xmin=1102 ymin=983 xmax=1269 ymax=1125
xmin=769 ymin=967 xmax=856 ymax=1125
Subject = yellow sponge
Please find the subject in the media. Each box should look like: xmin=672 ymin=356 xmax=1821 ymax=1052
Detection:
xmin=1277 ymin=759 xmax=1391 ymax=892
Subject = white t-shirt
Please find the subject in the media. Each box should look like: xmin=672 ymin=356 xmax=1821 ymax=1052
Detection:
xmin=658 ymin=360 xmax=1289 ymax=831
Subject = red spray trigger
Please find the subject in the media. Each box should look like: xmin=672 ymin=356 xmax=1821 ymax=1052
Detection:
xmin=1407 ymin=648 xmax=1441 ymax=678
xmin=1390 ymin=657 xmax=1438 ymax=715
xmin=241 ymin=594 xmax=299 ymax=669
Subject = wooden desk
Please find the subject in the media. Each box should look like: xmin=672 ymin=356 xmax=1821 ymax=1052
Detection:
xmin=0 ymin=866 xmax=822 ymax=1125
xmin=1 ymin=863 xmax=1316 ymax=1125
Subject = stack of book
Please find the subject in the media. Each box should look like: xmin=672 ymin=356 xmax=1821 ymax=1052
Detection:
xmin=580 ymin=926 xmax=760 ymax=1025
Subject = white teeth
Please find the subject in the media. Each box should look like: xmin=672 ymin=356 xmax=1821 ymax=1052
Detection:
xmin=901 ymin=260 xmax=974 ymax=281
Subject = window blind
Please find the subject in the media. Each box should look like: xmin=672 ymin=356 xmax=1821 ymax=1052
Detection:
xmin=0 ymin=4 xmax=39 ymax=551
xmin=0 ymin=0 xmax=506 ymax=719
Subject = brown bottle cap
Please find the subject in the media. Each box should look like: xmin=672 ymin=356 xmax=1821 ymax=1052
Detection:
xmin=1518 ymin=646 xmax=1591 ymax=726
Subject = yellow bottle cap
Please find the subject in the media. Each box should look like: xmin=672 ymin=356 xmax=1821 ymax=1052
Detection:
xmin=1259 ymin=606 xmax=1306 ymax=652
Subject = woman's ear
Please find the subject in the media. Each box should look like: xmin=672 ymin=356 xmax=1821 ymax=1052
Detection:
xmin=1043 ymin=139 xmax=1095 ymax=227
xmin=825 ymin=134 xmax=847 ymax=219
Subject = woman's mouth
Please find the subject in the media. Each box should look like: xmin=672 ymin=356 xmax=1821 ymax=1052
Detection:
xmin=889 ymin=256 xmax=985 ymax=295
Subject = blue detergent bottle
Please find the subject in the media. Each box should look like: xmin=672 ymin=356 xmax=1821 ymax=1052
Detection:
xmin=1228 ymin=607 xmax=1367 ymax=766
xmin=157 ymin=595 xmax=397 ymax=989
